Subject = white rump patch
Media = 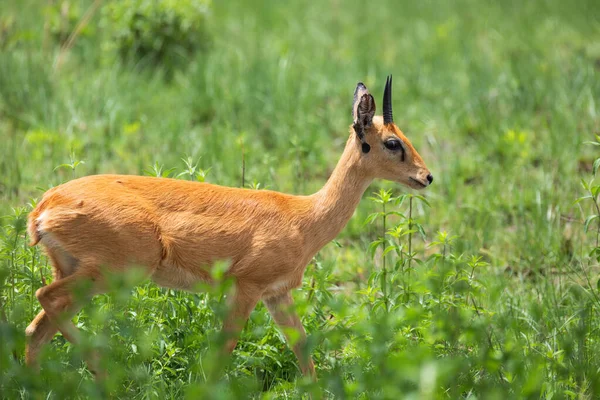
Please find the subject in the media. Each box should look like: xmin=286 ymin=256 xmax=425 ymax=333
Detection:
xmin=36 ymin=211 xmax=62 ymax=250
xmin=37 ymin=210 xmax=48 ymax=226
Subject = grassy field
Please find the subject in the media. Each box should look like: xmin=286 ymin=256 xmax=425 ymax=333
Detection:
xmin=1 ymin=0 xmax=600 ymax=398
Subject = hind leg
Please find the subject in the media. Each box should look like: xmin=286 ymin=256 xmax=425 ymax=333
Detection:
xmin=34 ymin=266 xmax=106 ymax=377
xmin=25 ymin=245 xmax=104 ymax=376
xmin=25 ymin=310 xmax=56 ymax=368
xmin=25 ymin=247 xmax=77 ymax=369
xmin=24 ymin=309 xmax=85 ymax=370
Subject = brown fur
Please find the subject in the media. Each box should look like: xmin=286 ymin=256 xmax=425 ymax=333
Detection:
xmin=25 ymin=87 xmax=431 ymax=379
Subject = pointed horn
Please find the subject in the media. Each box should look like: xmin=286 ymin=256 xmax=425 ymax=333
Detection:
xmin=383 ymin=75 xmax=393 ymax=125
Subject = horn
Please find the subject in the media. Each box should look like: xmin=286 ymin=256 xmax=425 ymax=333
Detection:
xmin=383 ymin=75 xmax=393 ymax=125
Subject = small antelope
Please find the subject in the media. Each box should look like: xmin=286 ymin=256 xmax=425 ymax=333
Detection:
xmin=25 ymin=76 xmax=432 ymax=378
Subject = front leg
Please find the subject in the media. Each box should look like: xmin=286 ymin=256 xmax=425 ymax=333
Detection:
xmin=204 ymin=281 xmax=262 ymax=381
xmin=222 ymin=282 xmax=263 ymax=354
xmin=263 ymin=291 xmax=316 ymax=379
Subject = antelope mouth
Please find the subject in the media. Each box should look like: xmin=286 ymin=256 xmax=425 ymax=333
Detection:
xmin=410 ymin=177 xmax=427 ymax=188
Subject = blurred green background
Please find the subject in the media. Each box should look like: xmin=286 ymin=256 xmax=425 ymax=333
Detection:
xmin=1 ymin=0 xmax=600 ymax=398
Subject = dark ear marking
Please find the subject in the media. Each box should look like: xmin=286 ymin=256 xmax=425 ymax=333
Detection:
xmin=352 ymin=82 xmax=376 ymax=154
xmin=356 ymin=93 xmax=375 ymax=128
xmin=353 ymin=117 xmax=370 ymax=154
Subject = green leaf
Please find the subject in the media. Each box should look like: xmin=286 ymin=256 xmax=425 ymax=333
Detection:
xmin=593 ymin=158 xmax=600 ymax=175
xmin=584 ymin=214 xmax=599 ymax=233
xmin=53 ymin=163 xmax=73 ymax=171
xmin=414 ymin=258 xmax=426 ymax=267
xmin=364 ymin=212 xmax=381 ymax=225
xmin=386 ymin=211 xmax=406 ymax=219
xmin=394 ymin=194 xmax=408 ymax=206
xmin=412 ymin=195 xmax=431 ymax=207
xmin=368 ymin=239 xmax=384 ymax=258
xmin=416 ymin=223 xmax=427 ymax=239
xmin=581 ymin=178 xmax=590 ymax=191
xmin=382 ymin=245 xmax=397 ymax=257
xmin=590 ymin=247 xmax=600 ymax=262
xmin=573 ymin=195 xmax=593 ymax=205
xmin=372 ymin=300 xmax=386 ymax=312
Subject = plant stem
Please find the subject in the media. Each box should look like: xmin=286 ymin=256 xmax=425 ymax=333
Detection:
xmin=10 ymin=231 xmax=19 ymax=310
xmin=30 ymin=249 xmax=35 ymax=320
xmin=55 ymin=0 xmax=103 ymax=70
xmin=382 ymin=199 xmax=388 ymax=312
xmin=407 ymin=196 xmax=413 ymax=302
xmin=592 ymin=194 xmax=600 ymax=249
xmin=241 ymin=142 xmax=245 ymax=188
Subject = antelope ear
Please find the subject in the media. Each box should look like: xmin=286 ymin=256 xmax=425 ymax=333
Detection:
xmin=352 ymin=82 xmax=376 ymax=154
xmin=352 ymin=83 xmax=376 ymax=127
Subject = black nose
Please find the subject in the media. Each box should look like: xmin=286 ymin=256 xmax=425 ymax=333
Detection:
xmin=427 ymin=174 xmax=433 ymax=184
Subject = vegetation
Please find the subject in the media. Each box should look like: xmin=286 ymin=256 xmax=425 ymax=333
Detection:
xmin=1 ymin=0 xmax=599 ymax=398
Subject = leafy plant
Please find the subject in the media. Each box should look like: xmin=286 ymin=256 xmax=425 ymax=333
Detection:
xmin=144 ymin=161 xmax=176 ymax=178
xmin=102 ymin=0 xmax=212 ymax=74
xmin=177 ymin=155 xmax=211 ymax=182
xmin=53 ymin=151 xmax=86 ymax=179
xmin=577 ymin=135 xmax=600 ymax=255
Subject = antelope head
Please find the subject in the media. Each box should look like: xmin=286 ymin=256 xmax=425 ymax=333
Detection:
xmin=352 ymin=76 xmax=433 ymax=189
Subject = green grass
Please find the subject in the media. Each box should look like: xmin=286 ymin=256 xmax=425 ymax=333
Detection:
xmin=1 ymin=0 xmax=600 ymax=398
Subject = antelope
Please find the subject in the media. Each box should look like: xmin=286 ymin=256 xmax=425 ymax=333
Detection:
xmin=25 ymin=76 xmax=432 ymax=378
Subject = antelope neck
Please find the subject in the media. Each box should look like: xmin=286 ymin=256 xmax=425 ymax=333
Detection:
xmin=304 ymin=137 xmax=373 ymax=250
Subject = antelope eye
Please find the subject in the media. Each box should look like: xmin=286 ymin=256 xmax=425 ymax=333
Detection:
xmin=384 ymin=140 xmax=403 ymax=151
